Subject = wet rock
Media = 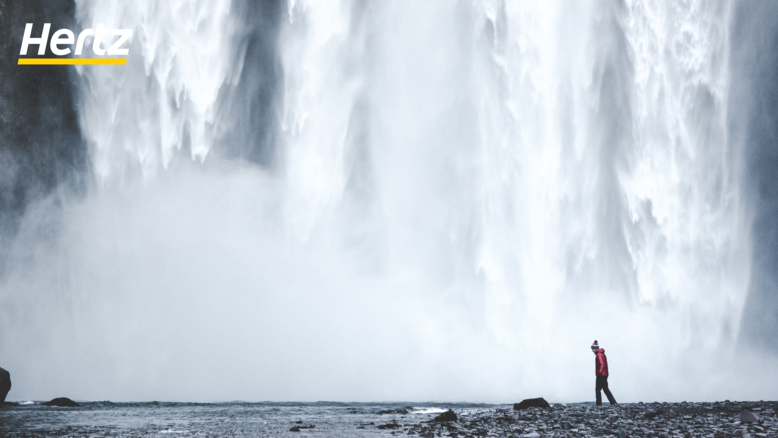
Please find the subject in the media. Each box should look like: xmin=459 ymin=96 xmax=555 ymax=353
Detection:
xmin=741 ymin=411 xmax=761 ymax=423
xmin=289 ymin=424 xmax=314 ymax=432
xmin=435 ymin=410 xmax=458 ymax=422
xmin=377 ymin=407 xmax=410 ymax=415
xmin=42 ymin=397 xmax=80 ymax=407
xmin=378 ymin=422 xmax=401 ymax=429
xmin=0 ymin=367 xmax=10 ymax=403
xmin=513 ymin=398 xmax=550 ymax=410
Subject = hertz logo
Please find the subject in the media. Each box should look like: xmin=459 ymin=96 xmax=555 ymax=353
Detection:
xmin=18 ymin=23 xmax=133 ymax=65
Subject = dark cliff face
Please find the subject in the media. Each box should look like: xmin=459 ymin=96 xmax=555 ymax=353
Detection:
xmin=0 ymin=0 xmax=87 ymax=274
xmin=730 ymin=1 xmax=778 ymax=353
xmin=212 ymin=0 xmax=284 ymax=167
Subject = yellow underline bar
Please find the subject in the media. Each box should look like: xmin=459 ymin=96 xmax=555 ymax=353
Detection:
xmin=18 ymin=58 xmax=127 ymax=65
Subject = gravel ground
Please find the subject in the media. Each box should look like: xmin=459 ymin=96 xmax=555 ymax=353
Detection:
xmin=388 ymin=401 xmax=778 ymax=438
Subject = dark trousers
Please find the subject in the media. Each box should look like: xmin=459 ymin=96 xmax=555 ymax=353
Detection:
xmin=596 ymin=375 xmax=617 ymax=405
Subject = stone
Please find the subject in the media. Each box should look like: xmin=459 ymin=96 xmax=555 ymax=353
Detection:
xmin=0 ymin=367 xmax=10 ymax=403
xmin=513 ymin=398 xmax=550 ymax=410
xmin=289 ymin=424 xmax=314 ymax=431
xmin=645 ymin=409 xmax=666 ymax=420
xmin=386 ymin=400 xmax=778 ymax=438
xmin=435 ymin=410 xmax=458 ymax=422
xmin=741 ymin=411 xmax=761 ymax=423
xmin=378 ymin=407 xmax=411 ymax=415
xmin=42 ymin=397 xmax=80 ymax=407
xmin=378 ymin=422 xmax=402 ymax=429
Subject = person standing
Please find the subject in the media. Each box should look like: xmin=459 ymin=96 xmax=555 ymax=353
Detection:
xmin=591 ymin=340 xmax=617 ymax=406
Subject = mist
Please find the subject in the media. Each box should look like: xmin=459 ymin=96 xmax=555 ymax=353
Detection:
xmin=1 ymin=0 xmax=778 ymax=403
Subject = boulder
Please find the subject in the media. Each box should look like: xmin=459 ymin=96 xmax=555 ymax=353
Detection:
xmin=434 ymin=409 xmax=458 ymax=422
xmin=740 ymin=411 xmax=760 ymax=423
xmin=0 ymin=367 xmax=10 ymax=403
xmin=42 ymin=397 xmax=80 ymax=407
xmin=513 ymin=398 xmax=550 ymax=410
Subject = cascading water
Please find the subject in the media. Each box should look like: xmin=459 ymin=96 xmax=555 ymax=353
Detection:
xmin=0 ymin=0 xmax=774 ymax=402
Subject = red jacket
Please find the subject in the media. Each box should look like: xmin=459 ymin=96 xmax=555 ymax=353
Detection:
xmin=595 ymin=349 xmax=609 ymax=376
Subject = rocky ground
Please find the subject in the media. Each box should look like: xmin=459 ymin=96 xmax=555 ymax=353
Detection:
xmin=375 ymin=401 xmax=777 ymax=438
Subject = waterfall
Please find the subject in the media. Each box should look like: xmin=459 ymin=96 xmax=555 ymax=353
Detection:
xmin=0 ymin=0 xmax=773 ymax=402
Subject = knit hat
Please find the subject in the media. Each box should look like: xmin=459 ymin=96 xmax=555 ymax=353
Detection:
xmin=591 ymin=340 xmax=599 ymax=350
